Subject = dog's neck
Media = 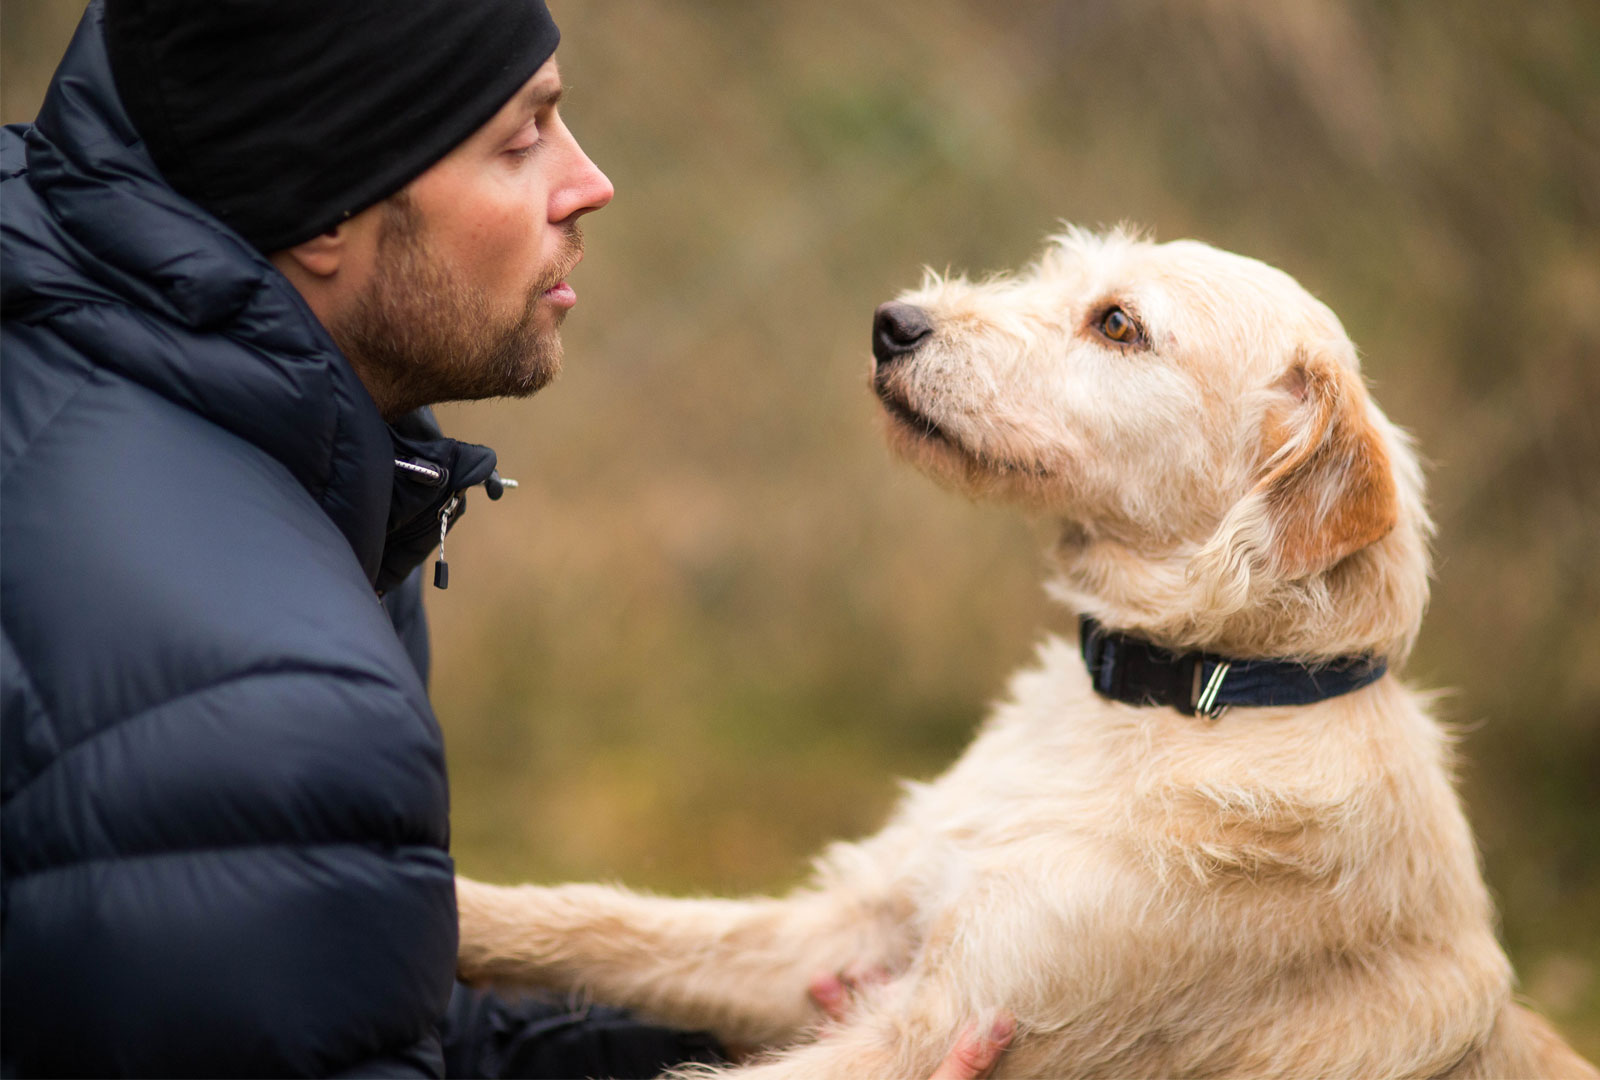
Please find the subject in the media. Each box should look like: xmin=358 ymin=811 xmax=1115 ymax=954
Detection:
xmin=1047 ymin=522 xmax=1429 ymax=664
xmin=1077 ymin=615 xmax=1388 ymax=719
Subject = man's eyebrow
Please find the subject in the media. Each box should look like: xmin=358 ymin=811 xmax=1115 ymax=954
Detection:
xmin=518 ymin=81 xmax=565 ymax=114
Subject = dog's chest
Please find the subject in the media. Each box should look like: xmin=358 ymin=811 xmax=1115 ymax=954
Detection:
xmin=885 ymin=716 xmax=1133 ymax=929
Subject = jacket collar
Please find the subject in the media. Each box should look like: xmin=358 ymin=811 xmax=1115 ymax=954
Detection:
xmin=382 ymin=409 xmax=498 ymax=595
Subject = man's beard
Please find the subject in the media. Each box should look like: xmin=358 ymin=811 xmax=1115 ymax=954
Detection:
xmin=331 ymin=193 xmax=582 ymax=420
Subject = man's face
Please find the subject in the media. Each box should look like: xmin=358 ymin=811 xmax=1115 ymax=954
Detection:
xmin=332 ymin=59 xmax=614 ymax=418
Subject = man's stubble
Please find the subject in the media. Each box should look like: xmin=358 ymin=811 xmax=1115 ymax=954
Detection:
xmin=332 ymin=192 xmax=582 ymax=420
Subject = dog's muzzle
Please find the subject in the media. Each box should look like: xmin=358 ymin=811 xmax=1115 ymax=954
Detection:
xmin=872 ymin=302 xmax=933 ymax=367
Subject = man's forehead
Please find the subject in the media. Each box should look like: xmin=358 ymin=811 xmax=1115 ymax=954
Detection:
xmin=511 ymin=60 xmax=564 ymax=115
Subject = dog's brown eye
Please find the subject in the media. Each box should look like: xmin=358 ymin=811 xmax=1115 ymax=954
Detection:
xmin=1099 ymin=307 xmax=1137 ymax=343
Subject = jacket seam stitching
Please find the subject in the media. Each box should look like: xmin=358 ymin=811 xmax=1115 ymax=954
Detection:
xmin=6 ymin=840 xmax=452 ymax=886
xmin=0 ymin=661 xmax=416 ymax=809
xmin=0 ymin=358 xmax=99 ymax=485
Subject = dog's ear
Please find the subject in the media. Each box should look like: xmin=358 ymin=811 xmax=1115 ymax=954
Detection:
xmin=1250 ymin=347 xmax=1398 ymax=578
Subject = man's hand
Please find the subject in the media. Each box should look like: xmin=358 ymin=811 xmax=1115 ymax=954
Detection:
xmin=809 ymin=970 xmax=1014 ymax=1079
xmin=808 ymin=967 xmax=889 ymax=1023
xmin=931 ymin=1016 xmax=1014 ymax=1079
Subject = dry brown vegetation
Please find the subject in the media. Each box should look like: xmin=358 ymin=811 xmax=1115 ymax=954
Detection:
xmin=5 ymin=0 xmax=1595 ymax=1056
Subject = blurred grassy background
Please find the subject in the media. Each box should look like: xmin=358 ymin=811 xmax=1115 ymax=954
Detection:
xmin=7 ymin=0 xmax=1597 ymax=1055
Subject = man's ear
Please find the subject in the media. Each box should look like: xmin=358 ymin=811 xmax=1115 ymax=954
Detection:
xmin=272 ymin=227 xmax=346 ymax=279
xmin=1251 ymin=347 xmax=1399 ymax=578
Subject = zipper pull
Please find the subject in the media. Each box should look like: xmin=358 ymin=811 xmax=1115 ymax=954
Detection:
xmin=434 ymin=493 xmax=461 ymax=589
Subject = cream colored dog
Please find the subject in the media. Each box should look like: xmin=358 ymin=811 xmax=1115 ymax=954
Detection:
xmin=456 ymin=230 xmax=1596 ymax=1079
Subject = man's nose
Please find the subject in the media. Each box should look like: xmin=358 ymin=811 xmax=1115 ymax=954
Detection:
xmin=555 ymin=143 xmax=614 ymax=223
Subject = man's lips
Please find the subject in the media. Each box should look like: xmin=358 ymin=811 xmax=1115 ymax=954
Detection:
xmin=540 ymin=248 xmax=583 ymax=308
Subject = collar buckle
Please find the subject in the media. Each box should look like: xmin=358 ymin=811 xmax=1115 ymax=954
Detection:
xmin=1193 ymin=661 xmax=1233 ymax=720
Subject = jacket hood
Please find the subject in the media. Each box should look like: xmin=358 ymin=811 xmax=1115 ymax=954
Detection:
xmin=1 ymin=2 xmax=496 ymax=587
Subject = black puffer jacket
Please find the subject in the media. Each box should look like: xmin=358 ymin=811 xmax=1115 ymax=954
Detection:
xmin=0 ymin=7 xmax=492 ymax=1076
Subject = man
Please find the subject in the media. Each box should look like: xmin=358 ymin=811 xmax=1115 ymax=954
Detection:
xmin=0 ymin=2 xmax=1010 ymax=1076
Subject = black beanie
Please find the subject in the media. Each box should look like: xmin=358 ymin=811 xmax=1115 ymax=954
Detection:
xmin=104 ymin=0 xmax=561 ymax=253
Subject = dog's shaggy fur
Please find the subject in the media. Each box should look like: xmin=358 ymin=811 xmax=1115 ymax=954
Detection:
xmin=457 ymin=230 xmax=1596 ymax=1078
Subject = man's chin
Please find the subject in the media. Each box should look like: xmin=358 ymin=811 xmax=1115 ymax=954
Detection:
xmin=511 ymin=356 xmax=560 ymax=397
xmin=498 ymin=328 xmax=562 ymax=397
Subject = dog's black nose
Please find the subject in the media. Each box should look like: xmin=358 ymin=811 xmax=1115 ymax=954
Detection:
xmin=872 ymin=302 xmax=933 ymax=366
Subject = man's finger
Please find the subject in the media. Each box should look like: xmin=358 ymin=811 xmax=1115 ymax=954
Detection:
xmin=807 ymin=972 xmax=851 ymax=1022
xmin=928 ymin=1015 xmax=1014 ymax=1080
xmin=809 ymin=965 xmax=892 ymax=1024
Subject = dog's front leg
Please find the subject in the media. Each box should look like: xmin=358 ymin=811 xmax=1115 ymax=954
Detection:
xmin=658 ymin=967 xmax=1010 ymax=1080
xmin=456 ymin=876 xmax=915 ymax=1048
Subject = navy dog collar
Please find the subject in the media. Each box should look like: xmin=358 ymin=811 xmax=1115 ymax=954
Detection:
xmin=1078 ymin=616 xmax=1386 ymax=719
